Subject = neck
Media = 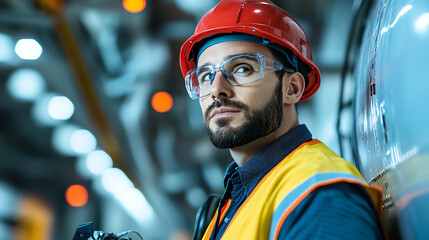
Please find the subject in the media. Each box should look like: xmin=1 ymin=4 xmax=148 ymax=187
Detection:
xmin=229 ymin=111 xmax=299 ymax=166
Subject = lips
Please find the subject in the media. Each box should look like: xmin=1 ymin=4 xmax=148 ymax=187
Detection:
xmin=210 ymin=107 xmax=240 ymax=119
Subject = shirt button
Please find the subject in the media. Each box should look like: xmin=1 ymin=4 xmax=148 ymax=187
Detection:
xmin=224 ymin=217 xmax=230 ymax=223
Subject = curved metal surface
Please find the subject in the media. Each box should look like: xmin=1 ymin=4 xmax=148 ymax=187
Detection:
xmin=354 ymin=0 xmax=429 ymax=238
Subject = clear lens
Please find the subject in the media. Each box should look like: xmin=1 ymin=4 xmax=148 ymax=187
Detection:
xmin=185 ymin=53 xmax=282 ymax=99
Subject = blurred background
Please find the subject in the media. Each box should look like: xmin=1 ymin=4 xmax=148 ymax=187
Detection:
xmin=0 ymin=0 xmax=428 ymax=239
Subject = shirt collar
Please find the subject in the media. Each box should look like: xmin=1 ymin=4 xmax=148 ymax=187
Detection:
xmin=223 ymin=124 xmax=313 ymax=195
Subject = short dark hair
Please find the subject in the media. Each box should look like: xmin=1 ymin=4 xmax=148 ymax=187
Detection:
xmin=268 ymin=47 xmax=311 ymax=88
xmin=268 ymin=47 xmax=310 ymax=113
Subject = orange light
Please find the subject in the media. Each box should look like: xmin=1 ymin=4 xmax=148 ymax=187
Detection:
xmin=65 ymin=185 xmax=88 ymax=207
xmin=123 ymin=0 xmax=146 ymax=13
xmin=151 ymin=92 xmax=174 ymax=113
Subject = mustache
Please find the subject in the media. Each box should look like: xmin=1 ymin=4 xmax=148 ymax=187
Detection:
xmin=204 ymin=99 xmax=249 ymax=120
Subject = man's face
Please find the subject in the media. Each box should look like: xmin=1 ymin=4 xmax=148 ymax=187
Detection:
xmin=197 ymin=41 xmax=284 ymax=148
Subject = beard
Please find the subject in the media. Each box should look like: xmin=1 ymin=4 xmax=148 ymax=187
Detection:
xmin=204 ymin=81 xmax=283 ymax=149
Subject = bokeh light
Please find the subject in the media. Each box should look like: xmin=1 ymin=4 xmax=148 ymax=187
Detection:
xmin=33 ymin=94 xmax=74 ymax=126
xmin=85 ymin=150 xmax=113 ymax=175
xmin=52 ymin=125 xmax=97 ymax=156
xmin=151 ymin=91 xmax=173 ymax=113
xmin=115 ymin=187 xmax=154 ymax=223
xmin=6 ymin=68 xmax=46 ymax=101
xmin=123 ymin=0 xmax=146 ymax=13
xmin=47 ymin=96 xmax=74 ymax=120
xmin=65 ymin=185 xmax=88 ymax=207
xmin=0 ymin=33 xmax=14 ymax=62
xmin=15 ymin=39 xmax=43 ymax=60
xmin=101 ymin=168 xmax=134 ymax=194
xmin=70 ymin=129 xmax=97 ymax=154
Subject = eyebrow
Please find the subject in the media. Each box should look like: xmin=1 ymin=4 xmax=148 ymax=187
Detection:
xmin=198 ymin=53 xmax=257 ymax=68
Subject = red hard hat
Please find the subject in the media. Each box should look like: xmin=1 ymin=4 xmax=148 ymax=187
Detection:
xmin=179 ymin=0 xmax=320 ymax=102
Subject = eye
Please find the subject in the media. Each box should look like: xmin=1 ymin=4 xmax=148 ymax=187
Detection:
xmin=202 ymin=72 xmax=215 ymax=82
xmin=233 ymin=64 xmax=253 ymax=75
xmin=196 ymin=68 xmax=214 ymax=83
xmin=197 ymin=71 xmax=215 ymax=86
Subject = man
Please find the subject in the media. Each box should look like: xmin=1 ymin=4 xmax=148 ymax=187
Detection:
xmin=179 ymin=0 xmax=385 ymax=239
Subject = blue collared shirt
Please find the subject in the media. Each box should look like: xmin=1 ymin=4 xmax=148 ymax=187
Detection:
xmin=210 ymin=124 xmax=384 ymax=240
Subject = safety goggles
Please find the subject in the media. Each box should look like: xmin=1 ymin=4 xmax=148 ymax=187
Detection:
xmin=185 ymin=52 xmax=295 ymax=99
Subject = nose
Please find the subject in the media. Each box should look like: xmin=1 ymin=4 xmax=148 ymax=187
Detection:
xmin=209 ymin=70 xmax=233 ymax=100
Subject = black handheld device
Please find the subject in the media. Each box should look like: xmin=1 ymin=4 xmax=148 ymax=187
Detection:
xmin=72 ymin=222 xmax=143 ymax=240
xmin=72 ymin=222 xmax=94 ymax=240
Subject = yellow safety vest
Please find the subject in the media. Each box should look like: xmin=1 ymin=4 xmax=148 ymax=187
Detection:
xmin=202 ymin=139 xmax=383 ymax=240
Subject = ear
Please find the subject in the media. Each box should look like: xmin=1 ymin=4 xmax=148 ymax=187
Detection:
xmin=282 ymin=72 xmax=305 ymax=104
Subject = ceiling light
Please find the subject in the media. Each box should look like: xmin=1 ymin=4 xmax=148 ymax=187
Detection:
xmin=0 ymin=33 xmax=14 ymax=62
xmin=52 ymin=124 xmax=97 ymax=156
xmin=85 ymin=150 xmax=113 ymax=175
xmin=6 ymin=68 xmax=46 ymax=101
xmin=47 ymin=96 xmax=74 ymax=120
xmin=123 ymin=0 xmax=147 ymax=13
xmin=151 ymin=91 xmax=173 ymax=113
xmin=70 ymin=129 xmax=97 ymax=154
xmin=65 ymin=184 xmax=88 ymax=207
xmin=15 ymin=39 xmax=43 ymax=60
xmin=101 ymin=168 xmax=134 ymax=194
xmin=115 ymin=187 xmax=154 ymax=223
xmin=32 ymin=94 xmax=74 ymax=126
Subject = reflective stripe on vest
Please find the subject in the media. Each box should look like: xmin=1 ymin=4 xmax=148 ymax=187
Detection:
xmin=269 ymin=172 xmax=371 ymax=240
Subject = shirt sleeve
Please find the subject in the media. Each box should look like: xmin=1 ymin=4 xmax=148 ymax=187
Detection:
xmin=276 ymin=182 xmax=385 ymax=240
